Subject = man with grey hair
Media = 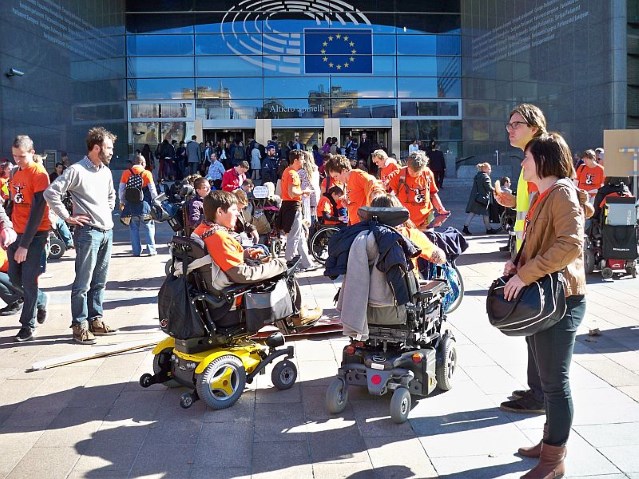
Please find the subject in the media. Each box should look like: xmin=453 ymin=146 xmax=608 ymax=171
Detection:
xmin=386 ymin=150 xmax=449 ymax=228
xmin=44 ymin=127 xmax=117 ymax=345
xmin=9 ymin=135 xmax=50 ymax=342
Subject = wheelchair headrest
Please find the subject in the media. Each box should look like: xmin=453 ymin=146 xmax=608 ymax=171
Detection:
xmin=357 ymin=206 xmax=409 ymax=227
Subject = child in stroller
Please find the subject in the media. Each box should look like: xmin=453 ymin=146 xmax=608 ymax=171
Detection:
xmin=324 ymin=196 xmax=456 ymax=423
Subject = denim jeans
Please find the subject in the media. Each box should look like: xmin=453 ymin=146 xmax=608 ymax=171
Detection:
xmin=8 ymin=232 xmax=48 ymax=329
xmin=284 ymin=209 xmax=314 ymax=269
xmin=0 ymin=271 xmax=22 ymax=306
xmin=129 ymin=216 xmax=156 ymax=256
xmin=71 ymin=225 xmax=113 ymax=326
xmin=529 ymin=294 xmax=586 ymax=446
xmin=55 ymin=217 xmax=74 ymax=247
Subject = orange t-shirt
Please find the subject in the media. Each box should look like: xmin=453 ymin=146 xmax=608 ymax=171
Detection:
xmin=380 ymin=161 xmax=400 ymax=185
xmin=397 ymin=226 xmax=437 ymax=269
xmin=576 ymin=164 xmax=605 ymax=195
xmin=320 ymin=176 xmax=344 ymax=194
xmin=387 ymin=167 xmax=438 ymax=228
xmin=119 ymin=165 xmax=154 ymax=188
xmin=346 ymin=169 xmax=379 ymax=225
xmin=280 ymin=166 xmax=301 ymax=202
xmin=317 ymin=196 xmax=340 ymax=225
xmin=193 ymin=223 xmax=244 ymax=272
xmin=10 ymin=162 xmax=51 ymax=234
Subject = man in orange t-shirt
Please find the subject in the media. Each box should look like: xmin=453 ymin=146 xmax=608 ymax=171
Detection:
xmin=575 ymin=149 xmax=605 ymax=200
xmin=9 ymin=135 xmax=51 ymax=342
xmin=371 ymin=149 xmax=400 ymax=187
xmin=324 ymin=154 xmax=385 ymax=225
xmin=317 ymin=185 xmax=347 ymax=225
xmin=386 ymin=151 xmax=449 ymax=228
xmin=280 ymin=150 xmax=316 ymax=270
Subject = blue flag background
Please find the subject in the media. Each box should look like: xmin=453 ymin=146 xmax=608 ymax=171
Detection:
xmin=304 ymin=29 xmax=372 ymax=74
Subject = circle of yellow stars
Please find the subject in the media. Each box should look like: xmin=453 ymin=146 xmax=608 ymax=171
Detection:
xmin=320 ymin=33 xmax=356 ymax=70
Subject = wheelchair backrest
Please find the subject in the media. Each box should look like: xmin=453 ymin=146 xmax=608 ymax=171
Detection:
xmin=605 ymin=196 xmax=637 ymax=226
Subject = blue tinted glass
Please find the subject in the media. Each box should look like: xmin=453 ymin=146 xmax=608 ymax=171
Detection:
xmin=262 ymin=99 xmax=328 ymax=119
xmin=128 ymin=57 xmax=194 ymax=78
xmin=332 ymin=99 xmax=396 ymax=118
xmin=197 ymin=99 xmax=262 ymax=120
xmin=331 ymin=77 xmax=396 ymax=98
xmin=397 ymin=57 xmax=438 ymax=76
xmin=127 ymin=35 xmax=194 ymax=56
xmin=197 ymin=78 xmax=263 ymax=99
xmin=127 ymin=14 xmax=194 ymax=34
xmin=398 ymin=77 xmax=461 ymax=98
xmin=397 ymin=35 xmax=460 ymax=55
xmin=128 ymin=79 xmax=195 ymax=100
xmin=196 ymin=56 xmax=263 ymax=77
xmin=373 ymin=56 xmax=396 ymax=75
xmin=373 ymin=35 xmax=397 ymax=54
xmin=396 ymin=14 xmax=460 ymax=34
xmin=197 ymin=34 xmax=264 ymax=55
xmin=264 ymin=77 xmax=330 ymax=99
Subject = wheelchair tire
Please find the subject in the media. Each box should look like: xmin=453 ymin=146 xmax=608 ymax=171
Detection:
xmin=153 ymin=348 xmax=180 ymax=388
xmin=271 ymin=360 xmax=297 ymax=390
xmin=196 ymin=355 xmax=246 ymax=410
xmin=48 ymin=237 xmax=66 ymax=260
xmin=602 ymin=267 xmax=614 ymax=280
xmin=325 ymin=377 xmax=349 ymax=414
xmin=389 ymin=387 xmax=411 ymax=424
xmin=436 ymin=336 xmax=457 ymax=391
xmin=445 ymin=263 xmax=464 ymax=314
xmin=270 ymin=239 xmax=283 ymax=257
xmin=165 ymin=260 xmax=174 ymax=277
xmin=310 ymin=226 xmax=339 ymax=264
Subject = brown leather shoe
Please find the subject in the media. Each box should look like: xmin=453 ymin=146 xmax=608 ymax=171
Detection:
xmin=72 ymin=322 xmax=97 ymax=345
xmin=89 ymin=318 xmax=118 ymax=336
xmin=518 ymin=424 xmax=548 ymax=458
xmin=292 ymin=306 xmax=323 ymax=326
xmin=521 ymin=443 xmax=566 ymax=479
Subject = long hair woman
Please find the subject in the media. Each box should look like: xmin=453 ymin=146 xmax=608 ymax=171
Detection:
xmin=501 ymin=133 xmax=590 ymax=479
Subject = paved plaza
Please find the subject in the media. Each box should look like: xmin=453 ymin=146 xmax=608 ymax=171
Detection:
xmin=0 ymin=184 xmax=638 ymax=479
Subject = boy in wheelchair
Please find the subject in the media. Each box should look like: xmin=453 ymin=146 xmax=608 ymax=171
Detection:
xmin=324 ymin=195 xmax=456 ymax=423
xmin=192 ymin=190 xmax=322 ymax=325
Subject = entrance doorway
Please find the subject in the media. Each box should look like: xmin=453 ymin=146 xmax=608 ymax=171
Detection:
xmin=271 ymin=129 xmax=323 ymax=150
xmin=340 ymin=128 xmax=391 ymax=173
xmin=203 ymin=129 xmax=256 ymax=147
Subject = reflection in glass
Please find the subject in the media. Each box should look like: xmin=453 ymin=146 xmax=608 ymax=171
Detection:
xmin=397 ymin=35 xmax=461 ymax=55
xmin=128 ymin=57 xmax=195 ymax=78
xmin=398 ymin=77 xmax=461 ymax=98
xmin=197 ymin=99 xmax=262 ymax=120
xmin=196 ymin=78 xmax=263 ymax=99
xmin=262 ymin=98 xmax=328 ymax=119
xmin=127 ymin=35 xmax=194 ymax=56
xmin=128 ymin=78 xmax=195 ymax=100
xmin=196 ymin=56 xmax=262 ymax=77
xmin=330 ymin=77 xmax=396 ymax=98
xmin=264 ymin=77 xmax=330 ymax=99
xmin=331 ymin=99 xmax=396 ymax=118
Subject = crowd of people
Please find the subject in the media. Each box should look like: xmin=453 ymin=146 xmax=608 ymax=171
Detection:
xmin=0 ymin=105 xmax=619 ymax=478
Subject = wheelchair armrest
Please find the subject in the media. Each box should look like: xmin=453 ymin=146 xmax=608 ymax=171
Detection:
xmin=416 ymin=279 xmax=449 ymax=300
xmin=196 ymin=292 xmax=232 ymax=308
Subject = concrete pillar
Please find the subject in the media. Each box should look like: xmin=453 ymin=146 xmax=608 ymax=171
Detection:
xmin=391 ymin=118 xmax=400 ymax=159
xmin=255 ymin=119 xmax=271 ymax=145
xmin=324 ymin=119 xmax=340 ymax=143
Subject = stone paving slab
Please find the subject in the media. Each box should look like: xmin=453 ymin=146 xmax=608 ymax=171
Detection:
xmin=0 ymin=187 xmax=637 ymax=478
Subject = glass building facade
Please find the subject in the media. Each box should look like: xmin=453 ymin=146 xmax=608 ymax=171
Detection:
xmin=0 ymin=0 xmax=634 ymax=171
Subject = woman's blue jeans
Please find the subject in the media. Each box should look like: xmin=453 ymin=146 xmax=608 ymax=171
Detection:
xmin=129 ymin=216 xmax=156 ymax=256
xmin=529 ymin=294 xmax=586 ymax=446
xmin=71 ymin=226 xmax=112 ymax=326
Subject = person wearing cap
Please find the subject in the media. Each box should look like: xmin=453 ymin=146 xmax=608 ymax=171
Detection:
xmin=261 ymin=144 xmax=279 ymax=184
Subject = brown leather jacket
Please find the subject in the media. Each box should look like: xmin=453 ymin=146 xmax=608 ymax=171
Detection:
xmin=517 ymin=179 xmax=589 ymax=297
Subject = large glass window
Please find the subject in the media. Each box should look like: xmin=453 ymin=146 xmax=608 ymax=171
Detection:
xmin=196 ymin=56 xmax=263 ymax=77
xmin=398 ymin=77 xmax=461 ymax=98
xmin=128 ymin=57 xmax=195 ymax=78
xmin=332 ymin=99 xmax=396 ymax=118
xmin=128 ymin=79 xmax=195 ymax=100
xmin=197 ymin=78 xmax=263 ymax=99
xmin=264 ymin=77 xmax=330 ymax=99
xmin=331 ymin=77 xmax=396 ymax=98
xmin=196 ymin=34 xmax=263 ymax=55
xmin=397 ymin=35 xmax=461 ymax=55
xmin=127 ymin=35 xmax=194 ymax=56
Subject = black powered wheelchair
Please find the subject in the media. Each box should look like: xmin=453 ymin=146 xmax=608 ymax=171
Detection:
xmin=324 ymin=207 xmax=457 ymax=424
xmin=139 ymin=236 xmax=300 ymax=410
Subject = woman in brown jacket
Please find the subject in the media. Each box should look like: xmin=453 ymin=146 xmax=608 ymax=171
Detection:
xmin=501 ymin=133 xmax=587 ymax=479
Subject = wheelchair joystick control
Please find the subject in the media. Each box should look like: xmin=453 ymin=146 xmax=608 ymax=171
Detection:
xmin=265 ymin=332 xmax=285 ymax=349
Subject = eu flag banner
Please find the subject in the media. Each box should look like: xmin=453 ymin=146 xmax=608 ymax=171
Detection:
xmin=304 ymin=29 xmax=372 ymax=74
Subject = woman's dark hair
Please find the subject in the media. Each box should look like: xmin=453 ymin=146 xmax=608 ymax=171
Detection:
xmin=327 ymin=185 xmax=344 ymax=196
xmin=524 ymin=132 xmax=575 ymax=180
xmin=203 ymin=190 xmax=237 ymax=222
xmin=193 ymin=177 xmax=209 ymax=190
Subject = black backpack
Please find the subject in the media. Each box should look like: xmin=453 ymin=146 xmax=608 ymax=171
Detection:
xmin=124 ymin=169 xmax=144 ymax=203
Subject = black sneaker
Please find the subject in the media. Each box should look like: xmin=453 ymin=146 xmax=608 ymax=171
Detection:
xmin=14 ymin=327 xmax=36 ymax=342
xmin=0 ymin=301 xmax=23 ymax=316
xmin=36 ymin=293 xmax=48 ymax=324
xmin=486 ymin=228 xmax=500 ymax=235
xmin=499 ymin=245 xmax=510 ymax=252
xmin=500 ymin=395 xmax=545 ymax=414
xmin=511 ymin=389 xmax=532 ymax=400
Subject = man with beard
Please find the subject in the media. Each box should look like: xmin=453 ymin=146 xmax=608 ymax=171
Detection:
xmin=44 ymin=127 xmax=117 ymax=345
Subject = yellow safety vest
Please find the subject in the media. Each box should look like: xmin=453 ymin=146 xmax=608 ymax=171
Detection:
xmin=514 ymin=169 xmax=532 ymax=251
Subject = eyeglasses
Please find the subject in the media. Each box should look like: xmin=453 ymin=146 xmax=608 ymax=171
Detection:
xmin=505 ymin=121 xmax=529 ymax=131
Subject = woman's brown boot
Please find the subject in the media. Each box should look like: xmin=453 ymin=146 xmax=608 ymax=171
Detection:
xmin=518 ymin=424 xmax=548 ymax=458
xmin=521 ymin=443 xmax=566 ymax=479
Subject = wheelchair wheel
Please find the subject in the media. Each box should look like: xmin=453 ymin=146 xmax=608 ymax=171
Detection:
xmin=310 ymin=226 xmax=339 ymax=264
xmin=165 ymin=259 xmax=174 ymax=276
xmin=153 ymin=348 xmax=180 ymax=388
xmin=48 ymin=237 xmax=66 ymax=260
xmin=271 ymin=359 xmax=297 ymax=390
xmin=270 ymin=238 xmax=283 ymax=257
xmin=389 ymin=387 xmax=411 ymax=424
xmin=436 ymin=336 xmax=457 ymax=391
xmin=445 ymin=263 xmax=464 ymax=314
xmin=325 ymin=377 xmax=349 ymax=414
xmin=196 ymin=355 xmax=246 ymax=410
xmin=602 ymin=267 xmax=614 ymax=280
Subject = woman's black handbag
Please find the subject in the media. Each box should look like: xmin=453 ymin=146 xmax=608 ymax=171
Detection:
xmin=486 ymin=237 xmax=567 ymax=336
xmin=486 ymin=271 xmax=566 ymax=336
